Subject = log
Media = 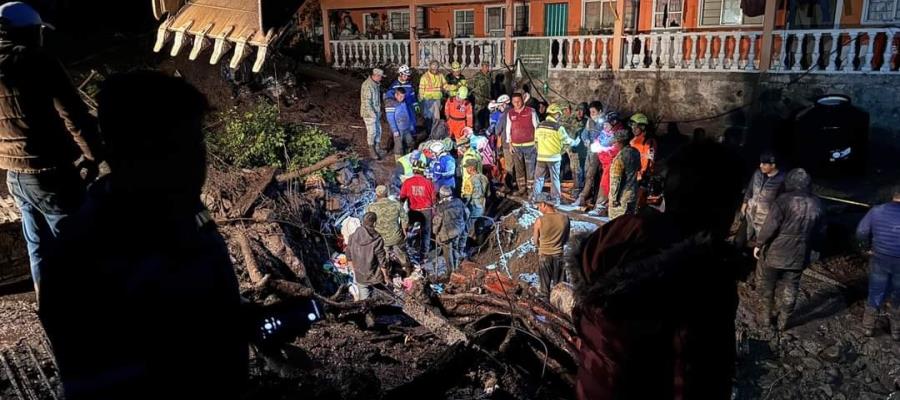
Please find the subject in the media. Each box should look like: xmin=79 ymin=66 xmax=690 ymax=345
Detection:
xmin=275 ymin=152 xmax=348 ymax=183
xmin=230 ymin=167 xmax=276 ymax=218
xmin=402 ymin=295 xmax=468 ymax=345
xmin=235 ymin=231 xmax=266 ymax=284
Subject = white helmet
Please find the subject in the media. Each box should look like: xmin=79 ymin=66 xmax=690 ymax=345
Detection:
xmin=496 ymin=95 xmax=510 ymax=104
xmin=428 ymin=141 xmax=445 ymax=155
xmin=398 ymin=65 xmax=411 ymax=76
xmin=488 ymin=100 xmax=498 ymax=111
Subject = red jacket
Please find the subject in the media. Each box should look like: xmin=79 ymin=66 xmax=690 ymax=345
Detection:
xmin=573 ymin=212 xmax=737 ymax=400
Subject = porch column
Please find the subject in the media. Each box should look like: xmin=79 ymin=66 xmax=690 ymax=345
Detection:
xmin=758 ymin=0 xmax=778 ymax=72
xmin=322 ymin=2 xmax=332 ymax=65
xmin=409 ymin=2 xmax=418 ymax=67
xmin=504 ymin=0 xmax=513 ymax=66
xmin=611 ymin=0 xmax=626 ymax=71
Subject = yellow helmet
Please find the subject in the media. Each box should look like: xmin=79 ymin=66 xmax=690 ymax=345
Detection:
xmin=630 ymin=113 xmax=650 ymax=125
xmin=457 ymin=85 xmax=469 ymax=99
xmin=451 ymin=61 xmax=462 ymax=71
xmin=546 ymin=103 xmax=563 ymax=116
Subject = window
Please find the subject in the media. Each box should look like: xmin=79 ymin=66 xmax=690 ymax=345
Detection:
xmin=416 ymin=7 xmax=426 ymax=33
xmin=699 ymin=0 xmax=763 ymax=25
xmin=485 ymin=4 xmax=530 ymax=37
xmin=863 ymin=0 xmax=900 ymax=23
xmin=363 ymin=13 xmax=377 ymax=34
xmin=390 ymin=10 xmax=410 ymax=32
xmin=455 ymin=9 xmax=475 ymax=37
xmin=583 ymin=0 xmax=636 ymax=32
xmin=653 ymin=0 xmax=683 ymax=29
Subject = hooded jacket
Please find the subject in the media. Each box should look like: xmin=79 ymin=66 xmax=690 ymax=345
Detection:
xmin=348 ymin=224 xmax=388 ymax=284
xmin=856 ymin=201 xmax=900 ymax=258
xmin=385 ymin=96 xmax=413 ymax=135
xmin=386 ymin=78 xmax=418 ymax=122
xmin=431 ymin=153 xmax=456 ymax=189
xmin=571 ymin=212 xmax=737 ymax=400
xmin=0 ymin=42 xmax=103 ymax=173
xmin=744 ymin=169 xmax=785 ymax=238
xmin=757 ymin=169 xmax=826 ymax=271
xmin=433 ymin=197 xmax=468 ymax=243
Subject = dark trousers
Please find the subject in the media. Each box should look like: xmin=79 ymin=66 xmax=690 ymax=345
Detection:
xmin=439 ymin=235 xmax=466 ymax=278
xmin=868 ymin=253 xmax=900 ymax=309
xmin=758 ymin=266 xmax=803 ymax=314
xmin=510 ymin=145 xmax=536 ymax=192
xmin=409 ymin=209 xmax=433 ymax=257
xmin=577 ymin=154 xmax=600 ymax=204
xmin=539 ymin=254 xmax=565 ymax=298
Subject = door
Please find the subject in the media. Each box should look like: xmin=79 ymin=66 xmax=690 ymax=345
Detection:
xmin=543 ymin=3 xmax=568 ymax=36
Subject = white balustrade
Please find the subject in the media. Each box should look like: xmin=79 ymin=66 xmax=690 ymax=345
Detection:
xmin=418 ymin=38 xmax=505 ymax=70
xmin=548 ymin=36 xmax=614 ymax=71
xmin=330 ymin=40 xmax=409 ymax=69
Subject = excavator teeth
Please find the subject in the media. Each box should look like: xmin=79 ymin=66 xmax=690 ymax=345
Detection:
xmin=189 ymin=23 xmax=214 ymax=61
xmin=229 ymin=30 xmax=256 ymax=69
xmin=210 ymin=26 xmax=235 ymax=66
xmin=252 ymin=45 xmax=267 ymax=73
xmin=153 ymin=17 xmax=174 ymax=53
xmin=170 ymin=20 xmax=194 ymax=57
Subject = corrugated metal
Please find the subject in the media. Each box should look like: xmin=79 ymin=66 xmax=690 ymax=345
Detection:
xmin=543 ymin=3 xmax=568 ymax=36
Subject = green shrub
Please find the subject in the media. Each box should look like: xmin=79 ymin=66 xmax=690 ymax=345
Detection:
xmin=209 ymin=102 xmax=334 ymax=172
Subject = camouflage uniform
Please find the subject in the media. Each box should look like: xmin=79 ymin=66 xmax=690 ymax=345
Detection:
xmin=366 ymin=198 xmax=411 ymax=269
xmin=608 ymin=145 xmax=641 ymax=219
xmin=559 ymin=112 xmax=587 ymax=191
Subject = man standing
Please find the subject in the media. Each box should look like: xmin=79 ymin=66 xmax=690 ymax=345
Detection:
xmin=400 ymin=162 xmax=435 ymax=257
xmin=856 ymin=185 xmax=900 ymax=341
xmin=505 ymin=93 xmax=539 ymax=196
xmin=533 ymin=104 xmax=573 ymax=205
xmin=741 ymin=152 xmax=785 ymax=247
xmin=462 ymin=158 xmax=489 ymax=220
xmin=608 ymin=130 xmax=640 ymax=219
xmin=444 ymin=61 xmax=467 ymax=98
xmin=573 ymin=102 xmax=604 ymax=207
xmin=433 ymin=186 xmax=468 ymax=279
xmin=444 ymin=86 xmax=473 ymax=142
xmin=533 ymin=194 xmax=570 ymax=298
xmin=628 ymin=113 xmax=657 ymax=183
xmin=366 ymin=185 xmax=411 ymax=272
xmin=755 ymin=168 xmax=825 ymax=331
xmin=471 ymin=62 xmax=492 ymax=130
xmin=418 ymin=60 xmax=445 ymax=134
xmin=0 ymin=2 xmax=105 ymax=294
xmin=589 ymin=114 xmax=625 ymax=217
xmin=385 ymin=87 xmax=414 ymax=156
xmin=360 ymin=68 xmax=384 ymax=160
xmin=560 ymin=103 xmax=588 ymax=196
xmin=386 ymin=65 xmax=418 ymax=133
xmin=348 ymin=212 xmax=389 ymax=300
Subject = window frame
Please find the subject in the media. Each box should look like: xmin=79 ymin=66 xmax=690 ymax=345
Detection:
xmin=454 ymin=9 xmax=476 ymax=38
xmin=861 ymin=0 xmax=900 ymax=24
xmin=651 ymin=0 xmax=685 ymax=30
xmin=484 ymin=4 xmax=530 ymax=37
xmin=389 ymin=10 xmax=411 ymax=33
xmin=582 ymin=0 xmax=618 ymax=32
xmin=697 ymin=0 xmax=764 ymax=27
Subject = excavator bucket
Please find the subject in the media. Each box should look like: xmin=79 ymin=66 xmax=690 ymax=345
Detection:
xmin=152 ymin=0 xmax=302 ymax=73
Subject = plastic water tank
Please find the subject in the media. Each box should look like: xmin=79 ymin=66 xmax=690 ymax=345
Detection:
xmin=793 ymin=95 xmax=869 ymax=176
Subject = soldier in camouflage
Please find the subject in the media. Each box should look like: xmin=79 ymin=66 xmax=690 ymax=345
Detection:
xmin=608 ymin=130 xmax=641 ymax=219
xmin=471 ymin=62 xmax=492 ymax=131
xmin=559 ymin=103 xmax=588 ymax=196
xmin=365 ymin=185 xmax=412 ymax=273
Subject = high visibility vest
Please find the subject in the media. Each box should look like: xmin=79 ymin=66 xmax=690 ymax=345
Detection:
xmin=419 ymin=72 xmax=445 ymax=101
xmin=535 ymin=117 xmax=571 ymax=162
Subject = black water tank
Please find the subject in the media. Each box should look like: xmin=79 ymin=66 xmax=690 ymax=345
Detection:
xmin=793 ymin=95 xmax=869 ymax=176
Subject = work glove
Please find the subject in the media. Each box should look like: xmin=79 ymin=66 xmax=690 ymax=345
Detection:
xmin=753 ymin=247 xmax=761 ymax=260
xmin=415 ymin=104 xmax=421 ymax=114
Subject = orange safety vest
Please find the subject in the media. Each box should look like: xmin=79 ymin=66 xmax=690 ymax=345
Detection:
xmin=630 ymin=134 xmax=657 ymax=180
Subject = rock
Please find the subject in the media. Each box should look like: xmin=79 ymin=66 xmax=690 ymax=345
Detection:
xmin=822 ymin=344 xmax=845 ymax=362
xmin=820 ymin=384 xmax=833 ymax=397
xmin=833 ymin=394 xmax=847 ymax=400
xmin=789 ymin=349 xmax=804 ymax=358
xmin=887 ymin=391 xmax=900 ymax=400
xmin=802 ymin=339 xmax=826 ymax=355
xmin=803 ymin=357 xmax=823 ymax=370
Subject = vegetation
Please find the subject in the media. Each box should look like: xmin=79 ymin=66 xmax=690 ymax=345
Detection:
xmin=209 ymin=101 xmax=334 ymax=172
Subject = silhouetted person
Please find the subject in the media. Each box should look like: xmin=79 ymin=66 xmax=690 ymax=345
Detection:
xmin=572 ymin=140 xmax=743 ymax=400
xmin=40 ymin=71 xmax=247 ymax=400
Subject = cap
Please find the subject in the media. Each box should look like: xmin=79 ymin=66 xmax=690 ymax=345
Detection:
xmin=759 ymin=151 xmax=777 ymax=164
xmin=533 ymin=193 xmax=555 ymax=206
xmin=372 ymin=68 xmax=384 ymax=77
xmin=439 ymin=185 xmax=453 ymax=197
xmin=375 ymin=185 xmax=388 ymax=197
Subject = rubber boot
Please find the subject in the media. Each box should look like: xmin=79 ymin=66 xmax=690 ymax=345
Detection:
xmin=369 ymin=144 xmax=381 ymax=161
xmin=862 ymin=306 xmax=877 ymax=337
xmin=759 ymin=298 xmax=774 ymax=331
xmin=890 ymin=305 xmax=900 ymax=341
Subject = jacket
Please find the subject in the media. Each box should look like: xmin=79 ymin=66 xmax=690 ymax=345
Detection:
xmin=744 ymin=169 xmax=785 ymax=238
xmin=856 ymin=201 xmax=900 ymax=258
xmin=445 ymin=97 xmax=473 ymax=140
xmin=582 ymin=117 xmax=603 ymax=147
xmin=460 ymin=148 xmax=482 ymax=185
xmin=572 ymin=212 xmax=737 ymax=400
xmin=366 ymin=198 xmax=408 ymax=247
xmin=418 ymin=71 xmax=445 ymax=101
xmin=400 ymin=174 xmax=435 ymax=211
xmin=385 ymin=97 xmax=413 ymax=134
xmin=385 ymin=78 xmax=418 ymax=122
xmin=470 ymin=71 xmax=491 ymax=107
xmin=431 ymin=154 xmax=456 ymax=189
xmin=505 ymin=106 xmax=539 ymax=147
xmin=433 ymin=197 xmax=468 ymax=243
xmin=443 ymin=73 xmax=467 ymax=98
xmin=463 ymin=173 xmax=489 ymax=208
xmin=609 ymin=145 xmax=641 ymax=216
xmin=535 ymin=116 xmax=572 ymax=162
xmin=359 ymin=77 xmax=381 ymax=119
xmin=560 ymin=113 xmax=586 ymax=148
xmin=757 ymin=169 xmax=826 ymax=271
xmin=630 ymin=134 xmax=657 ymax=181
xmin=348 ymin=225 xmax=388 ymax=284
xmin=0 ymin=42 xmax=103 ymax=173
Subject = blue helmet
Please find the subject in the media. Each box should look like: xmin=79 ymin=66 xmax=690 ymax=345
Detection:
xmin=0 ymin=2 xmax=49 ymax=29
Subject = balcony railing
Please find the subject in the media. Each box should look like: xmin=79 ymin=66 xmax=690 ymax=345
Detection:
xmin=329 ymin=28 xmax=899 ymax=74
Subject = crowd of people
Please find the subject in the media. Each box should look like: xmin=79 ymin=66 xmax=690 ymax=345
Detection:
xmin=0 ymin=1 xmax=897 ymax=397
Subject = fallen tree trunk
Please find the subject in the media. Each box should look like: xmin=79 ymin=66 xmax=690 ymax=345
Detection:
xmin=275 ymin=152 xmax=348 ymax=183
xmin=235 ymin=231 xmax=266 ymax=284
xmin=402 ymin=295 xmax=468 ymax=345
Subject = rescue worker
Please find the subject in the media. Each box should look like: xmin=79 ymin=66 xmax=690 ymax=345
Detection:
xmin=385 ymin=87 xmax=414 ymax=156
xmin=741 ymin=152 xmax=785 ymax=248
xmin=608 ymin=130 xmax=640 ymax=219
xmin=754 ymin=168 xmax=825 ymax=331
xmin=573 ymin=140 xmax=744 ymax=400
xmin=418 ymin=60 xmax=445 ymax=134
xmin=385 ymin=64 xmax=418 ymax=132
xmin=856 ymin=185 xmax=900 ymax=341
xmin=390 ymin=149 xmax=424 ymax=194
xmin=443 ymin=61 xmax=467 ymax=98
xmin=532 ymin=193 xmax=570 ymax=299
xmin=628 ymin=113 xmax=657 ymax=182
xmin=433 ymin=186 xmax=468 ymax=279
xmin=573 ymin=102 xmax=605 ymax=207
xmin=399 ymin=161 xmax=436 ymax=257
xmin=366 ymin=185 xmax=412 ymax=273
xmin=458 ymin=133 xmax=482 ymax=189
xmin=471 ymin=61 xmax=492 ymax=130
xmin=490 ymin=95 xmax=510 ymax=136
xmin=462 ymin=158 xmax=489 ymax=221
xmin=360 ymin=68 xmax=384 ymax=159
xmin=504 ymin=93 xmax=540 ymax=196
xmin=0 ymin=2 xmax=105 ymax=294
xmin=473 ymin=134 xmax=497 ymax=183
xmin=532 ymin=103 xmax=573 ymax=205
xmin=561 ymin=103 xmax=589 ymax=196
xmin=348 ymin=212 xmax=389 ymax=300
xmin=445 ymin=86 xmax=473 ymax=142
xmin=429 ymin=141 xmax=456 ymax=195
xmin=589 ymin=114 xmax=625 ymax=217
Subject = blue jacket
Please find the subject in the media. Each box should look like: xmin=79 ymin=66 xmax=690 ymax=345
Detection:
xmin=385 ymin=78 xmax=418 ymax=123
xmin=857 ymin=201 xmax=900 ymax=258
xmin=431 ymin=154 xmax=456 ymax=189
xmin=385 ymin=97 xmax=413 ymax=135
xmin=489 ymin=110 xmax=503 ymax=135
